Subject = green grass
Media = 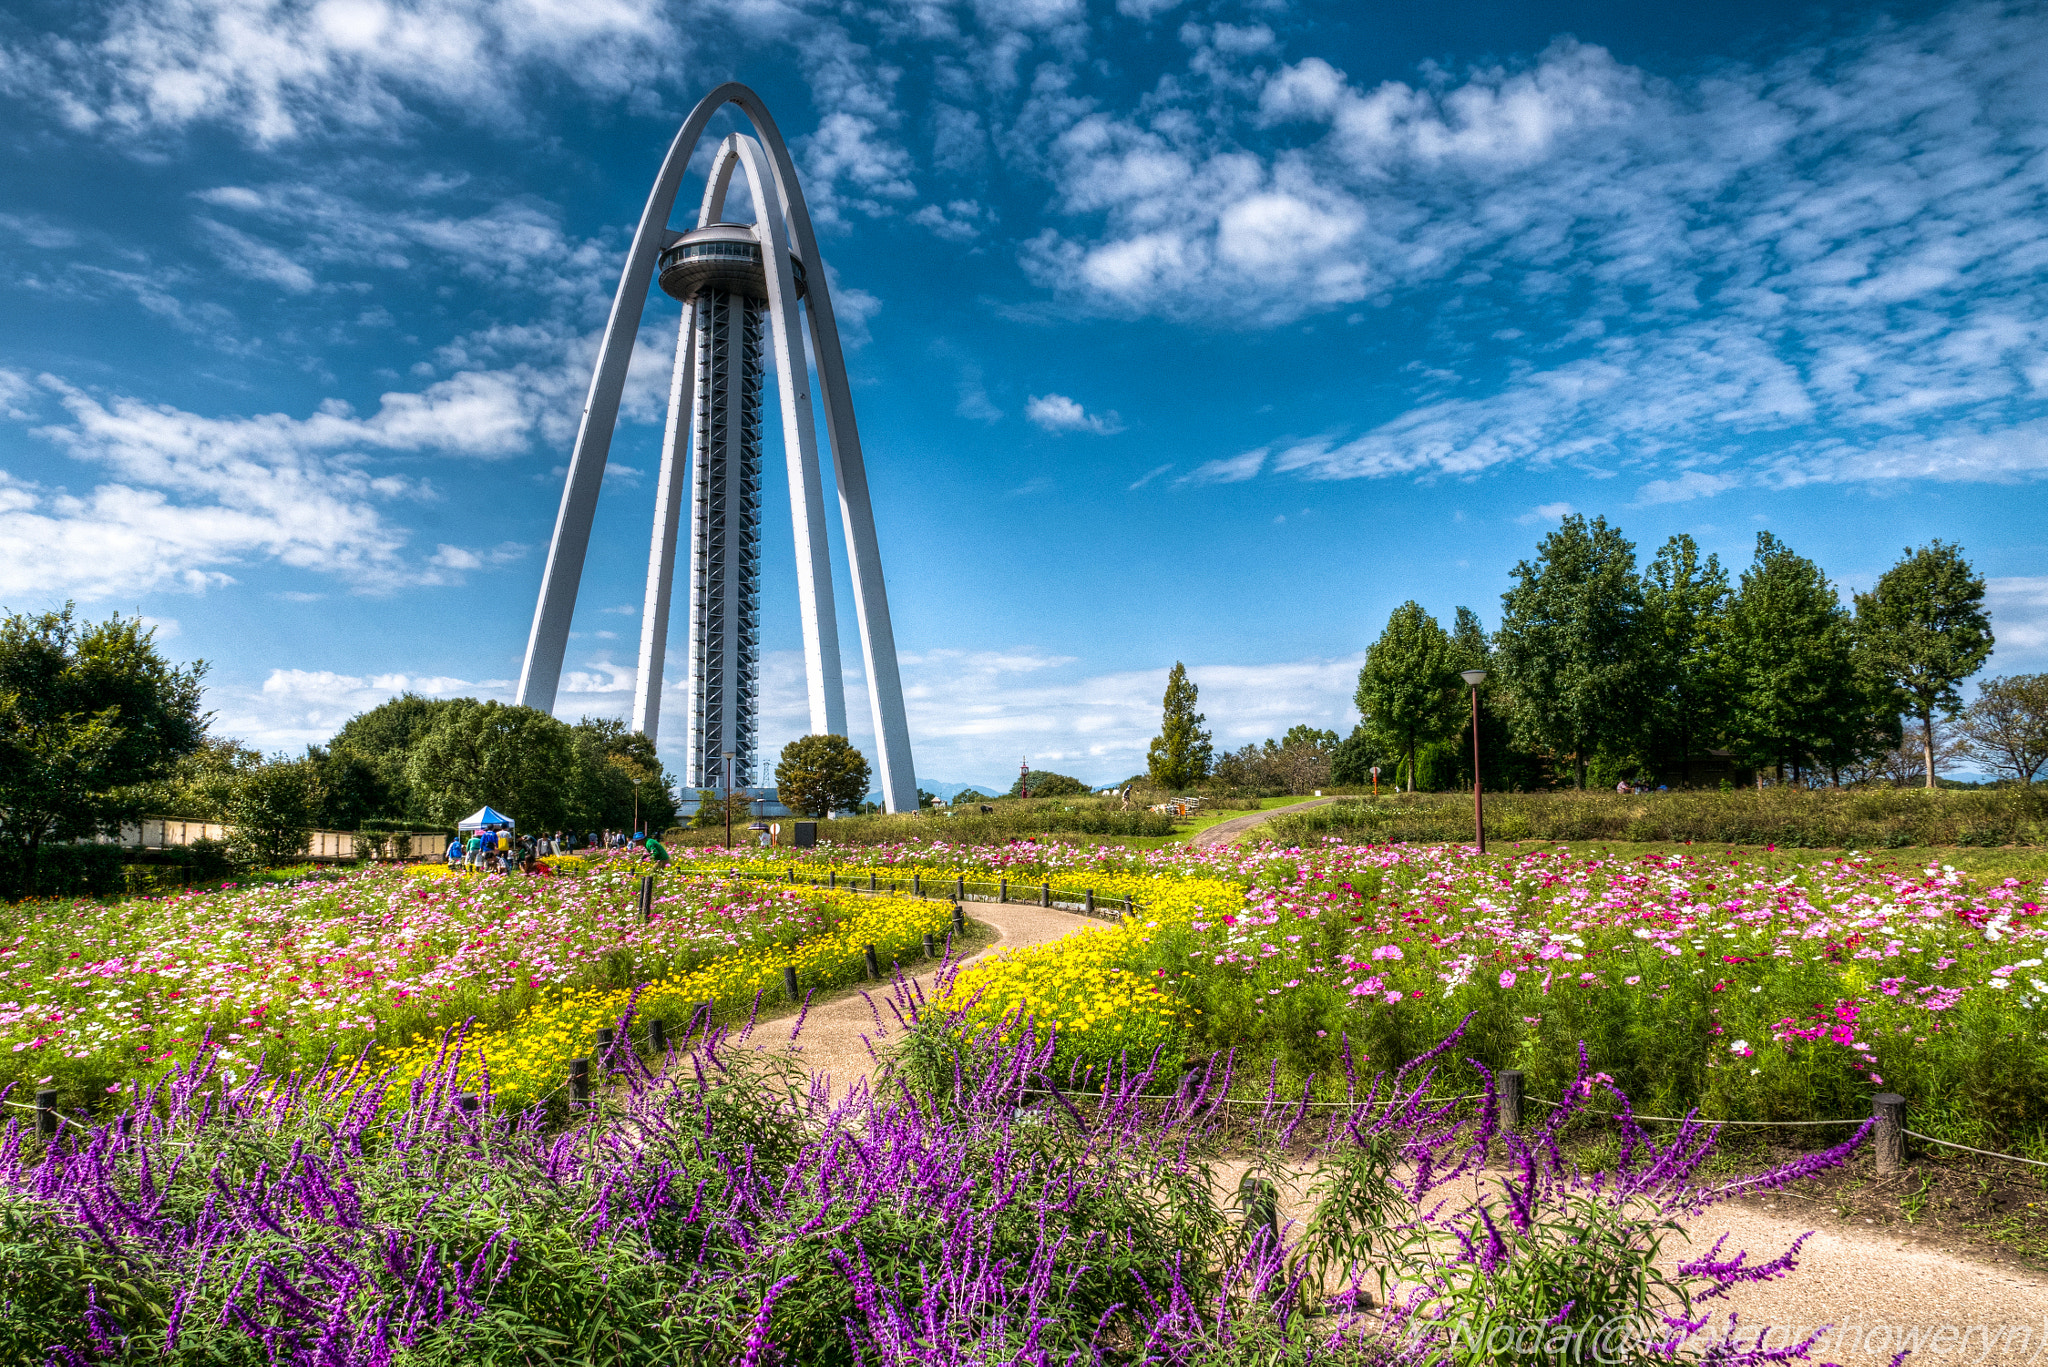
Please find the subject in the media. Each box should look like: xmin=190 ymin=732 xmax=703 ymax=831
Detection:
xmin=1092 ymin=795 xmax=1338 ymax=851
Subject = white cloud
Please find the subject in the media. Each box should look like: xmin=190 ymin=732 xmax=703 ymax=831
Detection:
xmin=1988 ymin=577 xmax=2048 ymax=664
xmin=7 ymin=0 xmax=682 ymax=145
xmin=1028 ymin=6 xmax=2048 ymax=493
xmin=1025 ymin=392 xmax=1124 ymax=434
xmin=1127 ymin=462 xmax=1173 ymax=490
xmin=1179 ymin=447 xmax=1265 ymax=485
xmin=1634 ymin=471 xmax=1738 ymax=505
xmin=1515 ymin=501 xmax=1575 ymax=524
xmin=0 ymin=360 xmax=566 ymax=603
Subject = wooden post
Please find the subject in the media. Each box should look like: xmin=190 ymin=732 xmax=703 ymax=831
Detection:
xmin=35 ymin=1089 xmax=56 ymax=1139
xmin=569 ymin=1059 xmax=590 ymax=1106
xmin=1500 ymin=1070 xmax=1524 ymax=1131
xmin=650 ymin=1018 xmax=668 ymax=1055
xmin=869 ymin=872 xmax=877 ymax=892
xmin=1086 ymin=889 xmax=1095 ymax=916
xmin=596 ymin=1027 xmax=616 ymax=1072
xmin=1041 ymin=881 xmax=1050 ymax=908
xmin=638 ymin=875 xmax=656 ymax=923
xmin=914 ymin=874 xmax=922 ymax=898
xmin=830 ymin=870 xmax=837 ymax=889
xmin=955 ymin=874 xmax=965 ymax=901
xmin=456 ymin=1093 xmax=480 ymax=1115
xmin=999 ymin=877 xmax=1007 ymax=903
xmin=953 ymin=904 xmax=965 ymax=934
xmin=923 ymin=932 xmax=937 ymax=959
xmin=1124 ymin=896 xmax=1132 ymax=917
xmin=1873 ymin=1092 xmax=1906 ymax=1174
xmin=783 ymin=965 xmax=800 ymax=1002
xmin=1238 ymin=1174 xmax=1279 ymax=1248
xmin=864 ymin=944 xmax=881 ymax=980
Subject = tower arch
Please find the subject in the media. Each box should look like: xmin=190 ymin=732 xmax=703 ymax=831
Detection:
xmin=516 ymin=85 xmax=917 ymax=811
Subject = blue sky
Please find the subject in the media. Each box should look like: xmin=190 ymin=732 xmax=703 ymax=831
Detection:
xmin=1 ymin=0 xmax=2044 ymax=791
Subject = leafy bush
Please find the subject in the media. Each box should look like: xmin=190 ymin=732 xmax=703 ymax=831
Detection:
xmin=0 ymin=843 xmax=124 ymax=900
xmin=0 ymin=1012 xmax=1857 ymax=1365
xmin=812 ymin=798 xmax=1174 ymax=845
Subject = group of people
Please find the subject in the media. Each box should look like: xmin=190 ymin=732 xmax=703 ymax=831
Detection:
xmin=444 ymin=826 xmax=669 ymax=874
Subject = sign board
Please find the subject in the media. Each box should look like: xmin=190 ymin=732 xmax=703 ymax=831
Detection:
xmin=793 ymin=821 xmax=818 ymax=849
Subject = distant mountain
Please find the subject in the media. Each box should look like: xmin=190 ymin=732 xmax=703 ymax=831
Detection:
xmin=922 ymin=779 xmax=1008 ymax=801
xmin=853 ymin=779 xmax=1008 ymax=806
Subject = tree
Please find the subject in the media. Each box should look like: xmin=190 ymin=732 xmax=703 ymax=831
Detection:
xmin=1854 ymin=541 xmax=1994 ymax=788
xmin=1493 ymin=516 xmax=1645 ymax=788
xmin=1008 ymin=770 xmax=1086 ymax=798
xmin=1355 ymin=601 xmax=1457 ymax=792
xmin=1147 ymin=662 xmax=1213 ymax=790
xmin=1329 ymin=726 xmax=1384 ymax=787
xmin=1721 ymin=533 xmax=1889 ymax=786
xmin=223 ymin=757 xmax=322 ymax=866
xmin=775 ymin=735 xmax=872 ymax=816
xmin=572 ymin=717 xmax=680 ymax=832
xmin=691 ymin=788 xmax=753 ymax=830
xmin=329 ymin=693 xmax=461 ymax=821
xmin=1958 ymin=675 xmax=2048 ymax=784
xmin=951 ymin=789 xmax=988 ymax=806
xmin=402 ymin=700 xmax=580 ymax=830
xmin=306 ymin=744 xmax=389 ymax=830
xmin=0 ymin=606 xmax=207 ymax=897
xmin=1640 ymin=535 xmax=1732 ymax=786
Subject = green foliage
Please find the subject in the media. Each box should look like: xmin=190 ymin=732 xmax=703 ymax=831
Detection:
xmin=775 ymin=734 xmax=872 ymax=817
xmin=1329 ymin=725 xmax=1382 ymax=787
xmin=690 ymin=788 xmax=754 ymax=829
xmin=404 ymin=700 xmax=582 ymax=830
xmin=1960 ymin=674 xmax=2048 ymax=783
xmin=811 ymin=800 xmax=1174 ymax=843
xmin=1855 ymin=540 xmax=1995 ymax=787
xmin=0 ymin=604 xmax=207 ymax=898
xmin=1493 ymin=515 xmax=1645 ymax=788
xmin=1007 ymin=769 xmax=1087 ymax=798
xmin=221 ymin=757 xmax=322 ymax=866
xmin=1355 ymin=601 xmax=1458 ymax=791
xmin=1723 ymin=532 xmax=1896 ymax=784
xmin=1640 ymin=534 xmax=1733 ymax=785
xmin=571 ymin=716 xmax=682 ymax=832
xmin=1147 ymin=661 xmax=1213 ymax=789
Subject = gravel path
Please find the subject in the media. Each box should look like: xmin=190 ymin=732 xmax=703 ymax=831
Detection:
xmin=1191 ymin=796 xmax=1346 ymax=847
xmin=773 ymin=890 xmax=2043 ymax=1358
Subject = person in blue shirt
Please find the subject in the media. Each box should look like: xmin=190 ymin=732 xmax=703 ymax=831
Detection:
xmin=446 ymin=837 xmax=463 ymax=867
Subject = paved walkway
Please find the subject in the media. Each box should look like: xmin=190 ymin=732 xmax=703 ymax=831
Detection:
xmin=1190 ymin=796 xmax=1346 ymax=847
xmin=773 ymin=898 xmax=1108 ymax=1095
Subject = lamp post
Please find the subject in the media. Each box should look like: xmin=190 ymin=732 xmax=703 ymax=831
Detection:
xmin=1460 ymin=669 xmax=1488 ymax=854
xmin=720 ymin=754 xmax=737 ymax=848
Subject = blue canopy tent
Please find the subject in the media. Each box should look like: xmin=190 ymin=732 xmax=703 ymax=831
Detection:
xmin=457 ymin=806 xmax=517 ymax=831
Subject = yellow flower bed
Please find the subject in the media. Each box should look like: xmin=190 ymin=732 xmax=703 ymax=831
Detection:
xmin=935 ymin=914 xmax=1191 ymax=1073
xmin=376 ymin=890 xmax=955 ymax=1109
xmin=404 ymin=854 xmax=589 ymax=879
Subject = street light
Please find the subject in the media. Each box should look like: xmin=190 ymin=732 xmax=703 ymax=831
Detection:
xmin=720 ymin=754 xmax=737 ymax=848
xmin=1460 ymin=669 xmax=1488 ymax=854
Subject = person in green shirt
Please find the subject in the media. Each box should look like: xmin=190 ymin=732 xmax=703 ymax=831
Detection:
xmin=463 ymin=833 xmax=483 ymax=869
xmin=640 ymin=833 xmax=670 ymax=866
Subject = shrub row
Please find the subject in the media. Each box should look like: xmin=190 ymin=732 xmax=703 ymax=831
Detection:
xmin=1265 ymin=784 xmax=2048 ymax=848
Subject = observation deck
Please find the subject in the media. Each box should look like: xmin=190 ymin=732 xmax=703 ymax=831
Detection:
xmin=657 ymin=223 xmax=807 ymax=304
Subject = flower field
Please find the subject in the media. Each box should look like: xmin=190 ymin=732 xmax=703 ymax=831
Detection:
xmin=673 ymin=837 xmax=2048 ymax=1151
xmin=0 ymin=859 xmax=945 ymax=1112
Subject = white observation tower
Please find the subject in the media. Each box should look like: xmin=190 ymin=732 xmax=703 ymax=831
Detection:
xmin=514 ymin=84 xmax=918 ymax=812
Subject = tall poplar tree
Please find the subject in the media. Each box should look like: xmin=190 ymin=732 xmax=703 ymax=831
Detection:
xmin=1721 ymin=533 xmax=1890 ymax=785
xmin=1493 ymin=515 xmax=1645 ymax=788
xmin=1355 ymin=601 xmax=1456 ymax=792
xmin=1853 ymin=541 xmax=1994 ymax=788
xmin=1147 ymin=662 xmax=1213 ymax=790
xmin=1641 ymin=534 xmax=1731 ymax=785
